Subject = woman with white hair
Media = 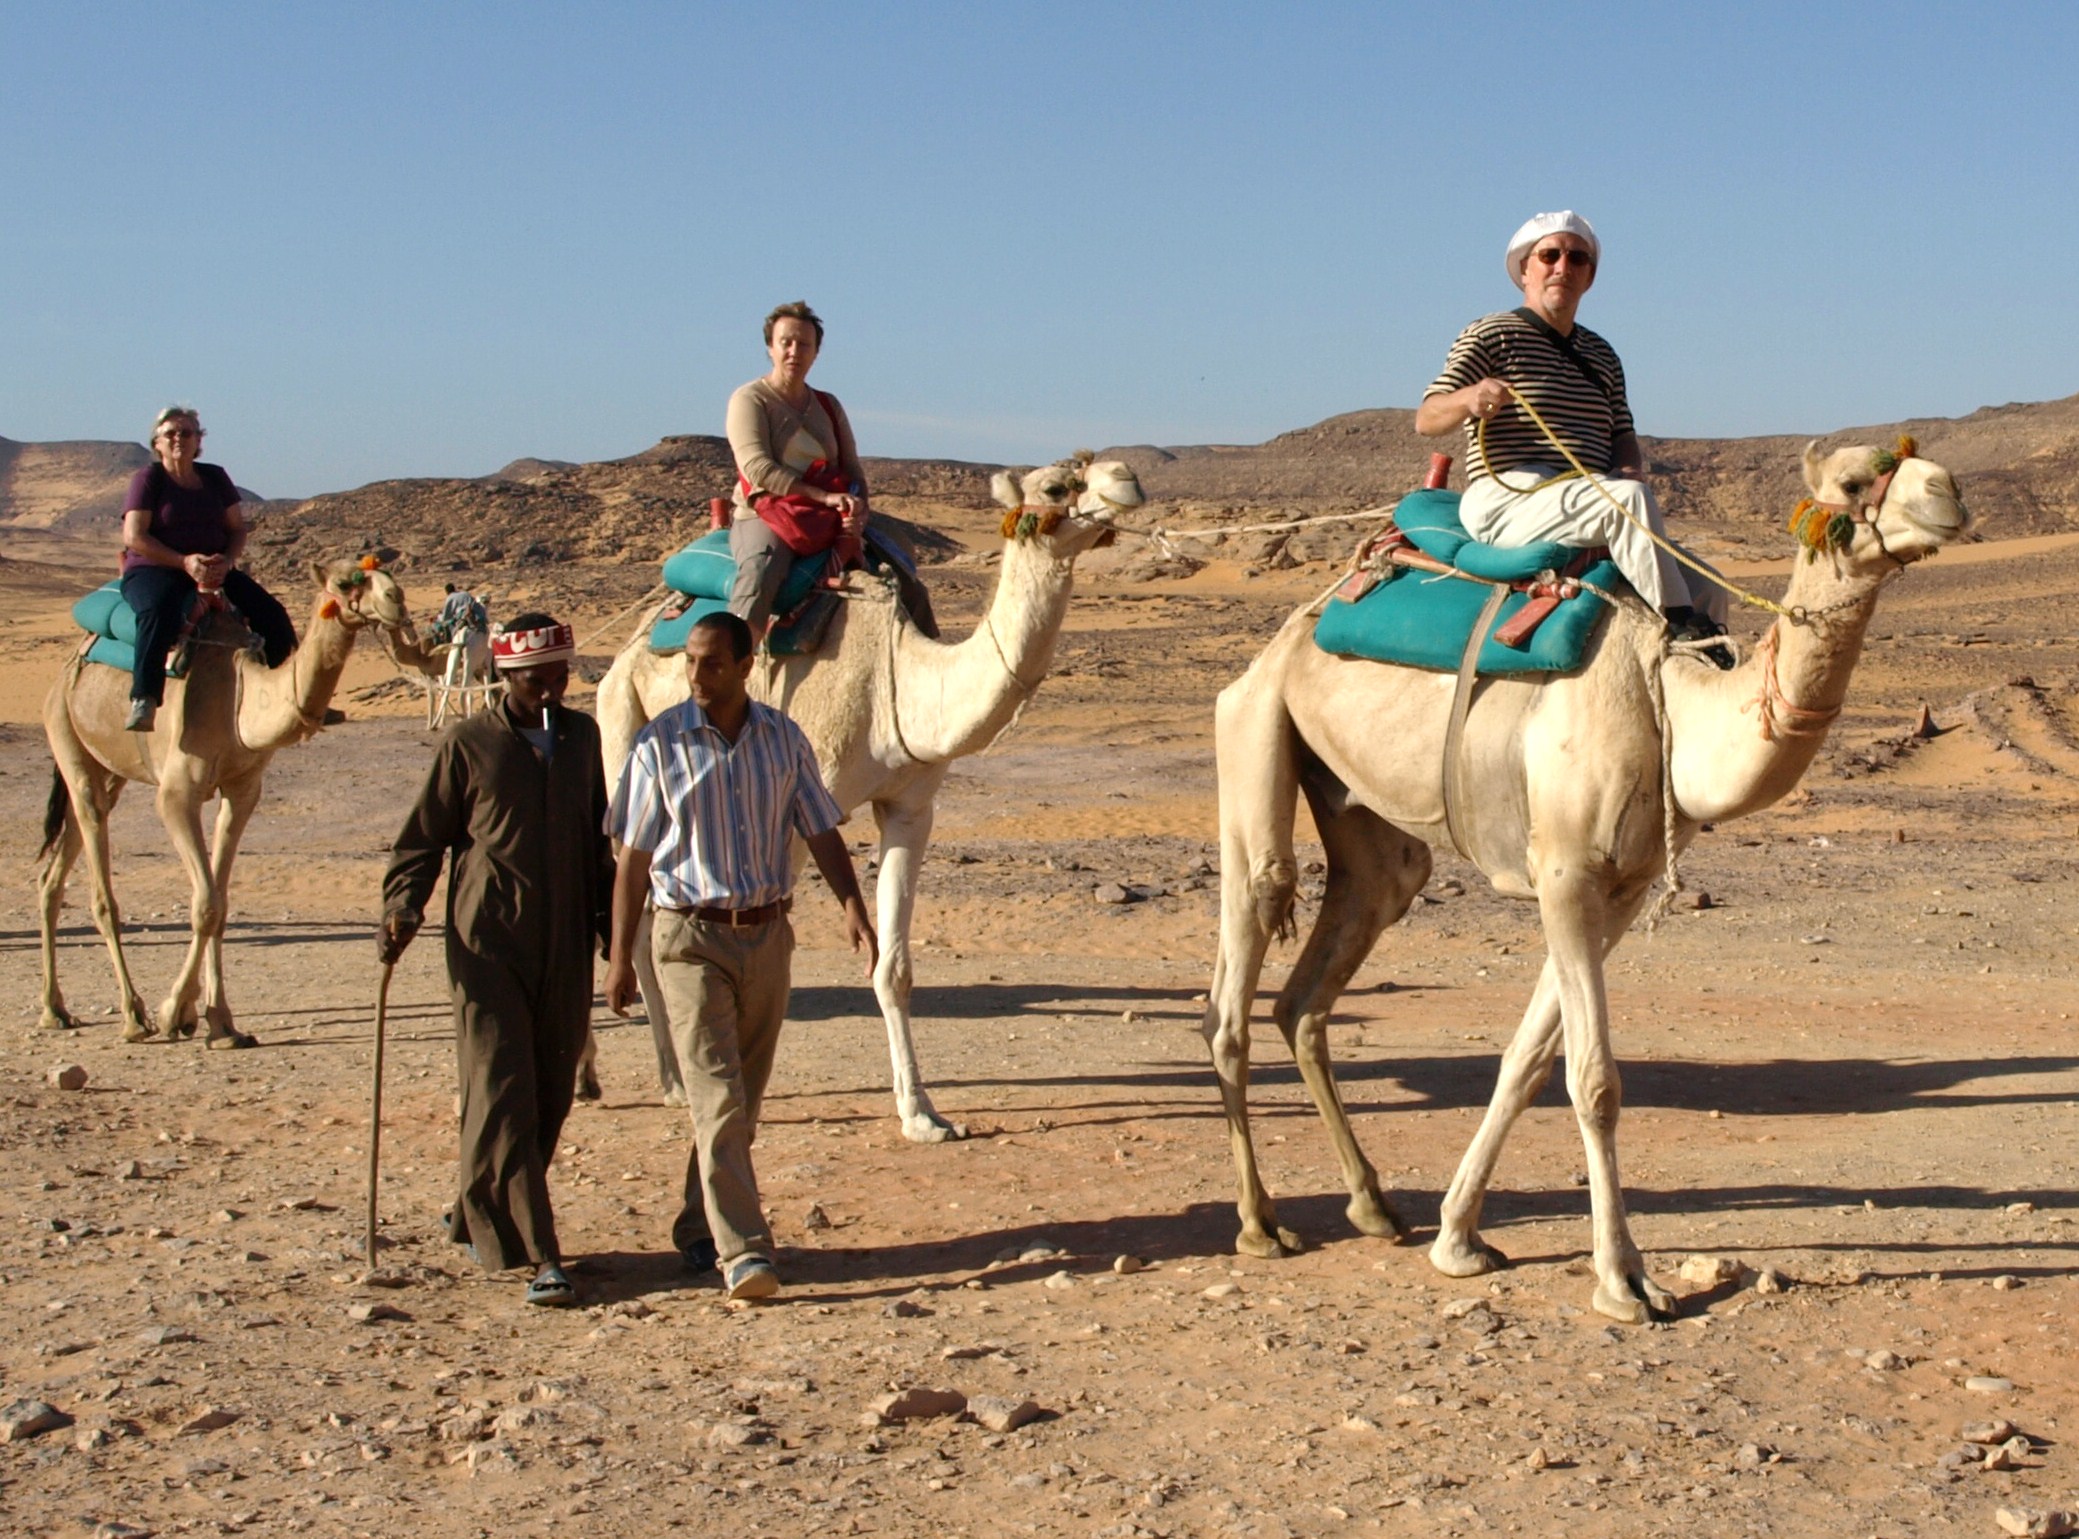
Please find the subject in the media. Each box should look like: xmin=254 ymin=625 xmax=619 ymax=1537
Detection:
xmin=119 ymin=406 xmax=298 ymax=729
xmin=1414 ymin=212 xmax=1725 ymax=651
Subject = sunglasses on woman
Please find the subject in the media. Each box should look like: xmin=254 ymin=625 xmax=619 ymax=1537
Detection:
xmin=1531 ymin=247 xmax=1594 ymax=270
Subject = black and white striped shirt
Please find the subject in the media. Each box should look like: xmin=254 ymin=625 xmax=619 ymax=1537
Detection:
xmin=1425 ymin=310 xmax=1635 ymax=481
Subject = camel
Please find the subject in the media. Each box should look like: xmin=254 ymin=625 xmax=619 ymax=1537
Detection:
xmin=425 ymin=621 xmax=499 ymax=729
xmin=591 ymin=457 xmax=1146 ymax=1139
xmin=38 ymin=559 xmax=421 ymax=1048
xmin=1200 ymin=442 xmax=1968 ymax=1322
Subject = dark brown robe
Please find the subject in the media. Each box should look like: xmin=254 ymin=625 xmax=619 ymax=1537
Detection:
xmin=381 ymin=700 xmax=613 ymax=1272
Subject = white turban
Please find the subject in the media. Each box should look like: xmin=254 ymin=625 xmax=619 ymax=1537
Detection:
xmin=1505 ymin=211 xmax=1600 ymax=285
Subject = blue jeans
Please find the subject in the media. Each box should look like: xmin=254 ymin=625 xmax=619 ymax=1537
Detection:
xmin=119 ymin=565 xmax=297 ymax=705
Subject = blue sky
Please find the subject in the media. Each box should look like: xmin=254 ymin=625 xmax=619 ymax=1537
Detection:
xmin=4 ymin=2 xmax=2074 ymax=497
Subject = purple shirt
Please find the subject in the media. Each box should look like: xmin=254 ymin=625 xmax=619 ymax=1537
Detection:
xmin=121 ymin=462 xmax=239 ymax=574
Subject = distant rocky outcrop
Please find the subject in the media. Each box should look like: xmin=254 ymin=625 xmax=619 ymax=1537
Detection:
xmin=9 ymin=392 xmax=2078 ymax=586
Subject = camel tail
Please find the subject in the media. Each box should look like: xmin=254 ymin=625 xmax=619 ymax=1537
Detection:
xmin=38 ymin=762 xmax=71 ymax=863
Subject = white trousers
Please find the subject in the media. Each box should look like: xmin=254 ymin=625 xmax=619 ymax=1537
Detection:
xmin=1460 ymin=470 xmax=1706 ymax=615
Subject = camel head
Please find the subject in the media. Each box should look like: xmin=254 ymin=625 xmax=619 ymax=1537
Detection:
xmin=308 ymin=556 xmax=413 ymax=634
xmin=989 ymin=455 xmax=1146 ymax=554
xmin=1795 ymin=439 xmax=1970 ymax=570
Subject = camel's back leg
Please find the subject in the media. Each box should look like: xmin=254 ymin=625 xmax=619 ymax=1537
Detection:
xmin=44 ymin=720 xmax=154 ymax=1040
xmin=36 ymin=766 xmax=86 ymax=1031
xmin=1203 ymin=664 xmax=1305 ymax=1258
xmin=1268 ymin=763 xmax=1430 ymax=1245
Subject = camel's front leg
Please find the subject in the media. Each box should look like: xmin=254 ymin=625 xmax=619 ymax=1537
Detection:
xmin=1539 ymin=873 xmax=1672 ymax=1323
xmin=154 ymin=776 xmax=221 ymax=1043
xmin=872 ymin=793 xmax=964 ymax=1143
xmin=195 ymin=772 xmax=263 ymax=1049
xmin=1204 ymin=875 xmax=1298 ymax=1258
xmin=1431 ymin=963 xmax=1563 ymax=1277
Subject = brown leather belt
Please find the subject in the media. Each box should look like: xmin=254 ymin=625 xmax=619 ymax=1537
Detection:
xmin=660 ymin=898 xmax=791 ymax=928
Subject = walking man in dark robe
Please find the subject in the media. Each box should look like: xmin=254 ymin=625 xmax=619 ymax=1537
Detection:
xmin=379 ymin=613 xmax=613 ymax=1307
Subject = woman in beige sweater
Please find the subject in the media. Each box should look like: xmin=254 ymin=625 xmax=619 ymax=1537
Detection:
xmin=724 ymin=301 xmax=869 ymax=634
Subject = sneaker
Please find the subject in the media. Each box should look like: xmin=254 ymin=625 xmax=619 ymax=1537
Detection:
xmin=724 ymin=1255 xmax=779 ymax=1301
xmin=679 ymin=1237 xmax=719 ymax=1275
xmin=125 ymin=698 xmax=157 ymax=732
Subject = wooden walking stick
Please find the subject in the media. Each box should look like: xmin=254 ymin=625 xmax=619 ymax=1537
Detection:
xmin=363 ymin=959 xmax=397 ymax=1284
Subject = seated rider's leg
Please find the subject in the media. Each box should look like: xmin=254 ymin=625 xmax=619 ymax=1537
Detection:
xmin=119 ymin=564 xmax=198 ymax=706
xmin=727 ymin=516 xmax=794 ymax=634
xmin=221 ymin=569 xmax=298 ymax=667
xmin=1549 ymin=476 xmax=1681 ymax=612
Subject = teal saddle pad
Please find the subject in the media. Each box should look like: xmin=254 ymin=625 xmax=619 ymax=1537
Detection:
xmin=649 ymin=530 xmax=826 ymax=657
xmin=1312 ymin=490 xmax=1623 ymax=675
xmin=72 ymin=581 xmax=155 ymax=674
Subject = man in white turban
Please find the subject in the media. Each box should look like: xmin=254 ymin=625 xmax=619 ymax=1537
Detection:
xmin=1415 ymin=211 xmax=1727 ymax=651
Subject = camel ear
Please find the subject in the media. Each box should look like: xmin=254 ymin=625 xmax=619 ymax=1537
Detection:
xmin=309 ymin=559 xmax=335 ymax=588
xmin=990 ymin=470 xmax=1024 ymax=509
xmin=1801 ymin=440 xmax=1827 ymax=495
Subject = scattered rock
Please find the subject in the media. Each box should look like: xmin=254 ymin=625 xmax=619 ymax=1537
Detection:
xmin=116 ymin=1160 xmax=143 ymax=1180
xmin=1439 ymin=1296 xmax=1491 ymax=1319
xmin=1112 ymin=1255 xmax=1145 ymax=1275
xmin=1967 ymin=1376 xmax=2018 ymax=1394
xmin=1202 ymin=1282 xmax=1240 ymax=1301
xmin=0 ymin=1399 xmax=72 ymax=1441
xmin=493 ymin=1405 xmax=551 ymax=1436
xmin=1092 ymin=882 xmax=1138 ymax=905
xmin=1993 ymin=1274 xmax=2024 ymax=1291
xmin=46 ymin=1064 xmax=88 ymax=1091
xmin=705 ymin=1418 xmax=767 ymax=1449
xmin=1752 ymin=1268 xmax=1791 ymax=1295
xmin=2006 ymin=1201 xmax=2037 ymax=1215
xmin=968 ymin=1396 xmax=1043 ymax=1433
xmin=177 ymin=1407 xmax=240 ymax=1435
xmin=136 ymin=1325 xmax=196 ymax=1346
xmin=89 ymin=1523 xmax=156 ymax=1539
xmin=1984 ymin=1436 xmax=2035 ymax=1471
xmin=802 ymin=1202 xmax=832 ymax=1230
xmin=347 ymin=1301 xmax=408 ymax=1324
xmin=1964 ymin=1419 xmax=2019 ymax=1445
xmin=883 ymin=1296 xmax=932 ymax=1318
xmin=1043 ymin=1271 xmax=1076 ymax=1291
xmin=1996 ymin=1509 xmax=2075 ymax=1539
xmin=867 ymin=1387 xmax=967 ymax=1424
xmin=1678 ymin=1254 xmax=1743 ymax=1286
xmin=1864 ymin=1349 xmax=1906 ymax=1371
xmin=462 ymin=1440 xmax=519 ymax=1476
xmin=1525 ymin=1445 xmax=1552 ymax=1470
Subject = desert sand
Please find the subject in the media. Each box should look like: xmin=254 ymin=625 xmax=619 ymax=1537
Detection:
xmin=3 ymin=471 xmax=2078 ymax=1538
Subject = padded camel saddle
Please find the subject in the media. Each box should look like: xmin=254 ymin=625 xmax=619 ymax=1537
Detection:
xmin=648 ymin=526 xmax=933 ymax=659
xmin=71 ymin=581 xmax=256 ymax=678
xmin=1312 ymin=489 xmax=1622 ymax=675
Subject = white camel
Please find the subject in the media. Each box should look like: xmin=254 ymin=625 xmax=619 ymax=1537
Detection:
xmin=591 ymin=457 xmax=1145 ymax=1139
xmin=1201 ymin=443 xmax=1968 ymax=1321
xmin=426 ymin=621 xmax=499 ymax=729
xmin=38 ymin=559 xmax=420 ymax=1047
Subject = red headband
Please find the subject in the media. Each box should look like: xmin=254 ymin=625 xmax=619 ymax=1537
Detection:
xmin=492 ymin=623 xmax=575 ymax=671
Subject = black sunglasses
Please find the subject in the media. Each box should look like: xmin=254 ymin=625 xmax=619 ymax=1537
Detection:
xmin=1531 ymin=247 xmax=1594 ymax=270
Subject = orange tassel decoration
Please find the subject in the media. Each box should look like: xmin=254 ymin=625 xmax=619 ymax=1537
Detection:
xmin=358 ymin=553 xmax=382 ymax=571
xmin=319 ymin=597 xmax=342 ymax=620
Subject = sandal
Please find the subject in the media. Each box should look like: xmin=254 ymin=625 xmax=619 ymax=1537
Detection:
xmin=525 ymin=1265 xmax=577 ymax=1308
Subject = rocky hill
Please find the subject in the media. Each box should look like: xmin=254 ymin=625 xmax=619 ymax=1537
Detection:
xmin=8 ymin=392 xmax=2077 ymax=589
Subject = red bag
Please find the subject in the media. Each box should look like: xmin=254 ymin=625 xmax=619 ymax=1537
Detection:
xmin=741 ymin=459 xmax=846 ymax=555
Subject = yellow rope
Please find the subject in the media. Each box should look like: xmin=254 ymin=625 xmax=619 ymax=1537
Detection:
xmin=1492 ymin=386 xmax=1798 ymax=622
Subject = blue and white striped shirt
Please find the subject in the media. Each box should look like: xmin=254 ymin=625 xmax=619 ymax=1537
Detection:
xmin=607 ymin=699 xmax=843 ymax=909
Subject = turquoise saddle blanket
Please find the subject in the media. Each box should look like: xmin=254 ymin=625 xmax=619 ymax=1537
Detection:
xmin=71 ymin=581 xmax=174 ymax=675
xmin=1312 ymin=490 xmax=1622 ymax=675
xmin=648 ymin=530 xmax=826 ymax=656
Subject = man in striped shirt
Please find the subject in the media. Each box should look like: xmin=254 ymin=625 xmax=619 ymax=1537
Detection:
xmin=1416 ymin=210 xmax=1727 ymax=652
xmin=604 ymin=610 xmax=876 ymax=1301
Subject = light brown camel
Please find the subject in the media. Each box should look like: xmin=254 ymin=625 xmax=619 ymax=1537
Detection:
xmin=1201 ymin=443 xmax=1968 ymax=1322
xmin=37 ymin=559 xmax=420 ymax=1048
xmin=590 ymin=458 xmax=1146 ymax=1139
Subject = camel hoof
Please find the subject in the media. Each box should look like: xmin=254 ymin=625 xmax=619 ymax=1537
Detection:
xmin=1235 ymin=1227 xmax=1303 ymax=1259
xmin=1348 ymin=1192 xmax=1410 ymax=1243
xmin=1593 ymin=1275 xmax=1675 ymax=1325
xmin=1429 ymin=1233 xmax=1509 ymax=1278
xmin=205 ymin=1030 xmax=259 ymax=1051
xmin=575 ymin=1073 xmax=602 ymax=1102
xmin=122 ymin=1016 xmax=159 ymax=1044
xmin=661 ymin=1085 xmax=687 ymax=1108
xmin=900 ymin=1113 xmax=968 ymax=1145
xmin=39 ymin=1007 xmax=79 ymax=1032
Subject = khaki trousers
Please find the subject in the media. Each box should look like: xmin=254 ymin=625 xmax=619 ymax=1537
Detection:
xmin=653 ymin=907 xmax=793 ymax=1267
xmin=1461 ymin=469 xmax=1689 ymax=613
